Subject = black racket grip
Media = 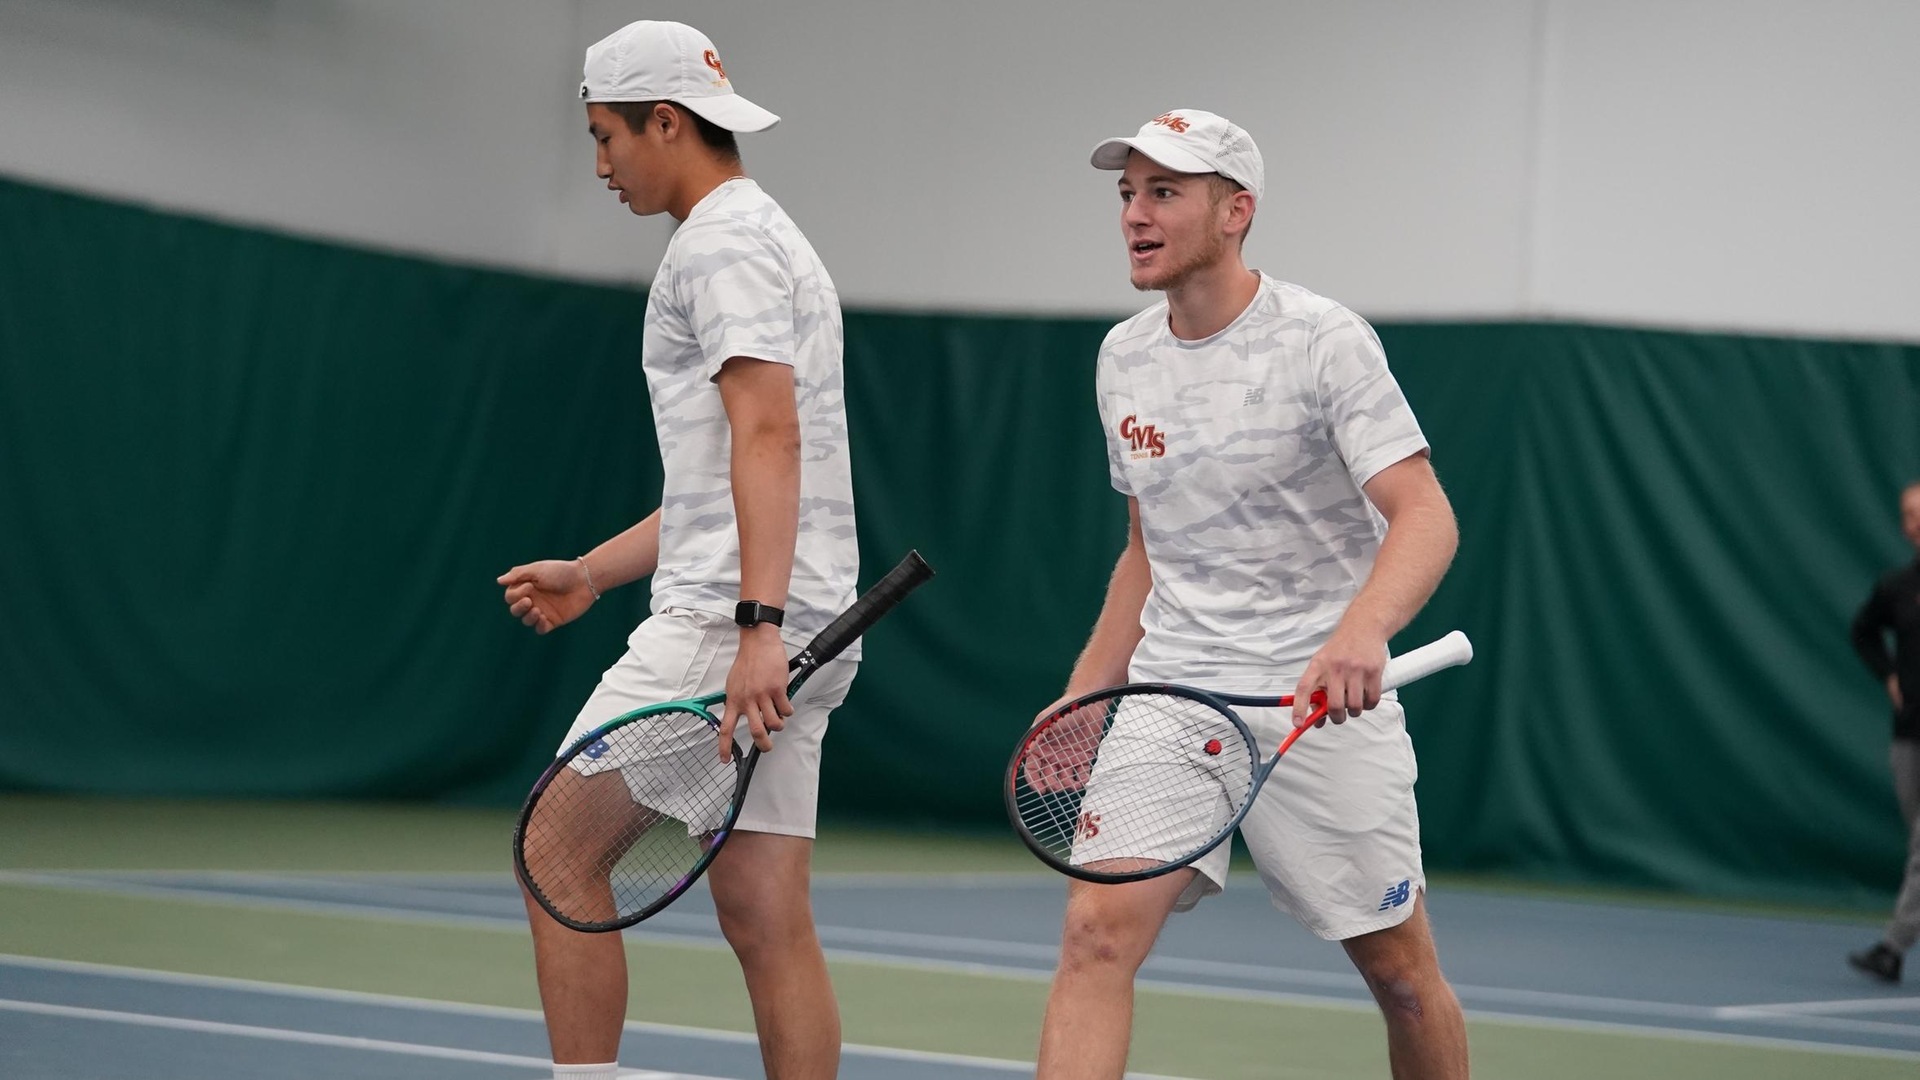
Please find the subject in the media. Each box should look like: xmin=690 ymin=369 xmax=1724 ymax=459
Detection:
xmin=789 ymin=551 xmax=934 ymax=679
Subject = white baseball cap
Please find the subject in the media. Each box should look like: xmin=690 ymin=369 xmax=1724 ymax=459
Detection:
xmin=580 ymin=20 xmax=779 ymax=134
xmin=1090 ymin=110 xmax=1264 ymax=199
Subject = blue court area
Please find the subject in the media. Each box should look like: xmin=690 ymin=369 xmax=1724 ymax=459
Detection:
xmin=3 ymin=868 xmax=1917 ymax=1077
xmin=1 ymin=955 xmax=1079 ymax=1080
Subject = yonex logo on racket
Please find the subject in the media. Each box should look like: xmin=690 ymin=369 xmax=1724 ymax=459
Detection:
xmin=1118 ymin=415 xmax=1167 ymax=459
xmin=1075 ymin=811 xmax=1102 ymax=840
xmin=1150 ymin=113 xmax=1191 ymax=133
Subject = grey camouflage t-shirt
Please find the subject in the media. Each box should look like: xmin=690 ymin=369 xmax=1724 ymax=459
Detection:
xmin=640 ymin=179 xmax=859 ymax=651
xmin=1096 ymin=273 xmax=1428 ymax=687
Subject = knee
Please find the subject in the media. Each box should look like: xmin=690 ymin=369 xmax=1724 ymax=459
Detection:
xmin=713 ymin=892 xmax=766 ymax=948
xmin=1057 ymin=907 xmax=1151 ymax=977
xmin=713 ymin=891 xmax=808 ymax=962
xmin=1355 ymin=959 xmax=1433 ymax=1024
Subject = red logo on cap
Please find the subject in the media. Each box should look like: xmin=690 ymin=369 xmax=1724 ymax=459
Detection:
xmin=704 ymin=49 xmax=729 ymax=83
xmin=1150 ymin=113 xmax=1190 ymax=133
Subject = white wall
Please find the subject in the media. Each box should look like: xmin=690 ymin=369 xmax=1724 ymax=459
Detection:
xmin=0 ymin=0 xmax=592 ymax=273
xmin=3 ymin=0 xmax=1916 ymax=340
xmin=1531 ymin=0 xmax=1920 ymax=337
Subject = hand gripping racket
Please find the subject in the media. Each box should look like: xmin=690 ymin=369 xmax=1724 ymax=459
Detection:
xmin=1006 ymin=630 xmax=1472 ymax=884
xmin=516 ymin=551 xmax=934 ymax=931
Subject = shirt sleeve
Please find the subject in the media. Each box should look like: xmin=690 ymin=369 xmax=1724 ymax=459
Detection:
xmin=1094 ymin=340 xmax=1134 ymax=496
xmin=1311 ymin=305 xmax=1430 ymax=488
xmin=677 ymin=217 xmax=797 ymax=381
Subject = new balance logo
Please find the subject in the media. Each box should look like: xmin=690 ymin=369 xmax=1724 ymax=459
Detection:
xmin=1378 ymin=879 xmax=1412 ymax=911
xmin=1242 ymin=388 xmax=1264 ymax=406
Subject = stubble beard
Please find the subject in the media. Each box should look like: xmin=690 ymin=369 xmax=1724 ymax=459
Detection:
xmin=1131 ymin=228 xmax=1228 ymax=294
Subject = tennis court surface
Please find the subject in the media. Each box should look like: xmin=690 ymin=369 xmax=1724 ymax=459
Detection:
xmin=2 ymin=797 xmax=1915 ymax=1079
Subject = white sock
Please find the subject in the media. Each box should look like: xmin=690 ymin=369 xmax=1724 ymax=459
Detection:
xmin=552 ymin=1064 xmax=619 ymax=1080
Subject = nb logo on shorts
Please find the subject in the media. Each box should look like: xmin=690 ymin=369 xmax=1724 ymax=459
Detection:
xmin=1242 ymin=388 xmax=1264 ymax=406
xmin=583 ymin=739 xmax=610 ymax=760
xmin=1378 ymin=879 xmax=1412 ymax=911
xmin=1076 ymin=811 xmax=1102 ymax=840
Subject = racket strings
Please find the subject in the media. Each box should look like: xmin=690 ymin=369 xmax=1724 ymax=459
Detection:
xmin=519 ymin=709 xmax=741 ymax=929
xmin=1013 ymin=699 xmax=1109 ymax=846
xmin=1012 ymin=692 xmax=1255 ymax=877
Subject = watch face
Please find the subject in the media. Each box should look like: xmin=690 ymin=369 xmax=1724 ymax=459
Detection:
xmin=735 ymin=601 xmax=782 ymax=627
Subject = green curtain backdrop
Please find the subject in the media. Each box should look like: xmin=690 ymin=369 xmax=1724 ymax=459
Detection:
xmin=4 ymin=176 xmax=1918 ymax=906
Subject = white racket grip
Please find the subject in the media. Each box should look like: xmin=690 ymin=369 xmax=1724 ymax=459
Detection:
xmin=1381 ymin=631 xmax=1473 ymax=692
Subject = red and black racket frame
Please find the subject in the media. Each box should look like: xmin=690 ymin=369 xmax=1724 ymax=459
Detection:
xmin=1005 ymin=682 xmax=1318 ymax=886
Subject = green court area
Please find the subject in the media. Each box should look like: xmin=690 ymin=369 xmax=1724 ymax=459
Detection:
xmin=1 ymin=795 xmax=1910 ymax=1080
xmin=0 ymin=794 xmax=1038 ymax=874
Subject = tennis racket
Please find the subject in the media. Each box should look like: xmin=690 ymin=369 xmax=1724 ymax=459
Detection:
xmin=1006 ymin=630 xmax=1473 ymax=884
xmin=515 ymin=550 xmax=935 ymax=932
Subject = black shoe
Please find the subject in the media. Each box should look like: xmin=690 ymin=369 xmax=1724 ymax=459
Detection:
xmin=1848 ymin=943 xmax=1903 ymax=983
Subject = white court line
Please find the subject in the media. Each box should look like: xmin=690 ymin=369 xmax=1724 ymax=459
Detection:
xmin=1719 ymin=996 xmax=1920 ymax=1016
xmin=0 ymin=871 xmax=548 ymax=932
xmin=0 ymin=956 xmax=1198 ymax=1079
xmin=7 ymin=958 xmax=1916 ymax=1069
xmin=810 ymin=872 xmax=1058 ymax=888
xmin=9 ymin=876 xmax=1920 ymax=1051
xmin=782 ymin=920 xmax=1764 ymax=1022
xmin=0 ymin=869 xmax=1056 ymax=890
xmin=0 ymin=872 xmax=1860 ymax=1025
xmin=644 ymin=914 xmax=1754 ymax=1025
xmin=0 ymin=998 xmax=713 ymax=1079
xmin=1711 ymin=1013 xmax=1920 ymax=1039
xmin=0 ymin=872 xmax=734 ymax=954
xmin=0 ymin=873 xmax=1721 ymax=1020
xmin=0 ymin=871 xmax=1713 ymax=1017
xmin=1404 ymin=1006 xmax=1920 ymax=1063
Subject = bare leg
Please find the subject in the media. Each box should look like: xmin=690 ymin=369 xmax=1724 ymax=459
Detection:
xmin=1035 ymin=871 xmax=1193 ymax=1080
xmin=707 ymin=831 xmax=840 ymax=1080
xmin=520 ymin=767 xmax=654 ymax=1064
xmin=1340 ymin=892 xmax=1469 ymax=1079
xmin=524 ymin=884 xmax=629 ymax=1062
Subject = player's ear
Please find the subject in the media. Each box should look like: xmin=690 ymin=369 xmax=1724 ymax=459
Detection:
xmin=1228 ymin=191 xmax=1256 ymax=244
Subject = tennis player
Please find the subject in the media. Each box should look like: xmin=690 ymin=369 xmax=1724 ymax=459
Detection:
xmin=1033 ymin=110 xmax=1468 ymax=1078
xmin=496 ymin=21 xmax=859 ymax=1080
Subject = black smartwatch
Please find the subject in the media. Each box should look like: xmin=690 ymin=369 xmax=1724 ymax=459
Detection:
xmin=734 ymin=600 xmax=785 ymax=629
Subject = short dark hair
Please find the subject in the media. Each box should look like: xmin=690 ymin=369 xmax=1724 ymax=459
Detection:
xmin=607 ymin=101 xmax=740 ymax=162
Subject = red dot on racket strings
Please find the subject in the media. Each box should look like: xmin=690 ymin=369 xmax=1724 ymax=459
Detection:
xmin=1204 ymin=739 xmax=1222 ymax=755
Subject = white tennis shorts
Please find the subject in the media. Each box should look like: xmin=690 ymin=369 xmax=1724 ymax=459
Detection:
xmin=556 ymin=607 xmax=857 ymax=839
xmin=1073 ymin=695 xmax=1424 ymax=941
